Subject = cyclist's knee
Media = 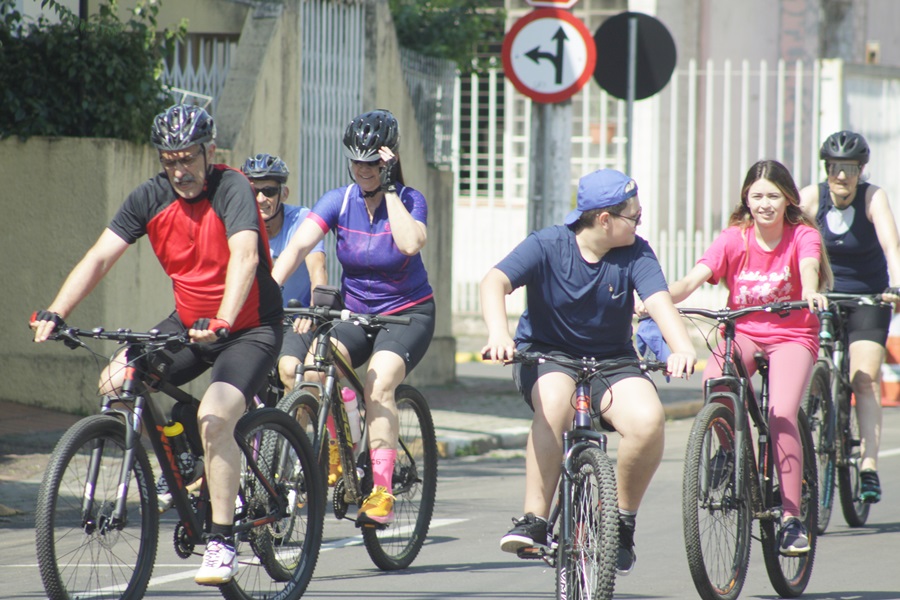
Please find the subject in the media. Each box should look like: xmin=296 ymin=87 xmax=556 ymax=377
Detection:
xmin=278 ymin=356 xmax=300 ymax=389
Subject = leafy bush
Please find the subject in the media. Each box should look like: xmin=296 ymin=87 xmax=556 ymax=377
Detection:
xmin=0 ymin=0 xmax=184 ymax=143
xmin=389 ymin=0 xmax=506 ymax=73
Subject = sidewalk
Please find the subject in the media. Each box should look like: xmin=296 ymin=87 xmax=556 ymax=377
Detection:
xmin=0 ymin=359 xmax=703 ymax=519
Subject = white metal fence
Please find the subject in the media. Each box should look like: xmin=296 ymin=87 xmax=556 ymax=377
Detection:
xmin=161 ymin=36 xmax=236 ymax=116
xmin=451 ymin=57 xmax=900 ymax=316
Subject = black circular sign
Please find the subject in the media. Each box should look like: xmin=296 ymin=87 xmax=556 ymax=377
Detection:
xmin=593 ymin=12 xmax=677 ymax=101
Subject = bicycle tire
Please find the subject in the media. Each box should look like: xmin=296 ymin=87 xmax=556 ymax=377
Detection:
xmin=35 ymin=414 xmax=159 ymax=600
xmin=362 ymin=384 xmax=438 ymax=570
xmin=555 ymin=446 xmax=618 ymax=600
xmin=802 ymin=362 xmax=835 ymax=535
xmin=220 ymin=407 xmax=325 ymax=600
xmin=836 ymin=385 xmax=870 ymax=527
xmin=276 ymin=390 xmax=326 ymax=480
xmin=682 ymin=401 xmax=752 ymax=600
xmin=760 ymin=409 xmax=818 ymax=598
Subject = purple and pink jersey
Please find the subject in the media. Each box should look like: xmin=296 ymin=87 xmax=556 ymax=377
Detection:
xmin=307 ymin=184 xmax=433 ymax=315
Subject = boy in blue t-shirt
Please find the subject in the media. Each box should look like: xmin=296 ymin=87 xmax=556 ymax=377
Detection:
xmin=481 ymin=168 xmax=696 ymax=576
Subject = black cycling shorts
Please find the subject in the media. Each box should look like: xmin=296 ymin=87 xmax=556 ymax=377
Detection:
xmin=513 ymin=344 xmax=653 ymax=432
xmin=842 ymin=302 xmax=892 ymax=346
xmin=149 ymin=312 xmax=282 ymax=405
xmin=280 ymin=300 xmax=436 ymax=376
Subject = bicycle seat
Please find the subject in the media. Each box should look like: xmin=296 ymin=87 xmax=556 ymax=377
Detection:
xmin=753 ymin=352 xmax=769 ymax=375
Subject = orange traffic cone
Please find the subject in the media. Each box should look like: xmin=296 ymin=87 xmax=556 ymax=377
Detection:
xmin=880 ymin=313 xmax=900 ymax=407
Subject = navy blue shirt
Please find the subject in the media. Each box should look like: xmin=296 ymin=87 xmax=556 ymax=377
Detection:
xmin=816 ymin=182 xmax=888 ymax=293
xmin=495 ymin=225 xmax=668 ymax=358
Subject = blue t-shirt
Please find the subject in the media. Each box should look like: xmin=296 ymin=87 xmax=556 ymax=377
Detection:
xmin=269 ymin=204 xmax=325 ymax=307
xmin=308 ymin=184 xmax=433 ymax=314
xmin=495 ymin=225 xmax=668 ymax=358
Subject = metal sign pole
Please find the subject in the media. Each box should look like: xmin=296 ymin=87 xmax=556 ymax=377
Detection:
xmin=625 ymin=15 xmax=637 ymax=175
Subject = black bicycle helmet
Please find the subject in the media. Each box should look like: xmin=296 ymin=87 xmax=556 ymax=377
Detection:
xmin=820 ymin=130 xmax=870 ymax=165
xmin=342 ymin=109 xmax=399 ymax=161
xmin=241 ymin=153 xmax=290 ymax=183
xmin=150 ymin=104 xmax=216 ymax=151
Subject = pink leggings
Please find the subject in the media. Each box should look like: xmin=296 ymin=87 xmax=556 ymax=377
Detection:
xmin=703 ymin=334 xmax=815 ymax=517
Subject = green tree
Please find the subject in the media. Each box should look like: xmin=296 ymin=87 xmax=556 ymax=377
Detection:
xmin=0 ymin=0 xmax=185 ymax=143
xmin=389 ymin=0 xmax=505 ymax=73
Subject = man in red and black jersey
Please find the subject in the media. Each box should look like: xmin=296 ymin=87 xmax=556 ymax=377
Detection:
xmin=30 ymin=104 xmax=282 ymax=586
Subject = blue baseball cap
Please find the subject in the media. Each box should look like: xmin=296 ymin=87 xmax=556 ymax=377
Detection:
xmin=564 ymin=169 xmax=638 ymax=226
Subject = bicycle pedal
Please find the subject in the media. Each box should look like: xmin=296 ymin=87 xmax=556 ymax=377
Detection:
xmin=516 ymin=545 xmax=548 ymax=559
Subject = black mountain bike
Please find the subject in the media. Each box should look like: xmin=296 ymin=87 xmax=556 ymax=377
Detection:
xmin=34 ymin=326 xmax=325 ymax=600
xmin=680 ymin=303 xmax=818 ymax=600
xmin=276 ymin=304 xmax=438 ymax=571
xmin=802 ymin=293 xmax=891 ymax=533
xmin=500 ymin=350 xmax=667 ymax=600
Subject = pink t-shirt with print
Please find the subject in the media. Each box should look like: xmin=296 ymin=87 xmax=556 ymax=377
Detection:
xmin=698 ymin=223 xmax=821 ymax=355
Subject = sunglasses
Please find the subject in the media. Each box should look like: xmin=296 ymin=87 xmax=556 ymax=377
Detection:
xmin=826 ymin=162 xmax=861 ymax=177
xmin=351 ymin=159 xmax=381 ymax=167
xmin=253 ymin=186 xmax=281 ymax=198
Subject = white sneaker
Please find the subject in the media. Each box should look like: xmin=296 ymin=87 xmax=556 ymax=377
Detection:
xmin=156 ymin=478 xmax=173 ymax=514
xmin=194 ymin=538 xmax=238 ymax=585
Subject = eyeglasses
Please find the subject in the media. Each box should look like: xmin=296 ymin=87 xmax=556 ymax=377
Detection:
xmin=351 ymin=159 xmax=381 ymax=167
xmin=612 ymin=211 xmax=642 ymax=226
xmin=253 ymin=186 xmax=281 ymax=198
xmin=826 ymin=162 xmax=861 ymax=177
xmin=159 ymin=149 xmax=204 ymax=170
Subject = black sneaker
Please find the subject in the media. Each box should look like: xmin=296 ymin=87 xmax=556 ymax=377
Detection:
xmin=860 ymin=470 xmax=881 ymax=503
xmin=617 ymin=517 xmax=637 ymax=575
xmin=779 ymin=517 xmax=810 ymax=556
xmin=500 ymin=513 xmax=548 ymax=553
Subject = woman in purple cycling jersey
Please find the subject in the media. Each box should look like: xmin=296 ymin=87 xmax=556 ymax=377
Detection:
xmin=272 ymin=109 xmax=435 ymax=527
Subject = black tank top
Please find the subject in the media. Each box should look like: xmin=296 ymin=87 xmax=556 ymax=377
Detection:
xmin=816 ymin=181 xmax=888 ymax=293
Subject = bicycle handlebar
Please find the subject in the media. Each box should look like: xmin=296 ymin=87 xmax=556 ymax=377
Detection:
xmin=49 ymin=326 xmax=190 ymax=352
xmin=484 ymin=350 xmax=668 ymax=374
xmin=679 ymin=300 xmax=813 ymax=322
xmin=284 ymin=305 xmax=411 ymax=326
xmin=822 ymin=292 xmax=892 ymax=307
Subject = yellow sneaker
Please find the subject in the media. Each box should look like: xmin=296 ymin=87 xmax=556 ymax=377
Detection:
xmin=327 ymin=439 xmax=342 ymax=487
xmin=357 ymin=485 xmax=395 ymax=526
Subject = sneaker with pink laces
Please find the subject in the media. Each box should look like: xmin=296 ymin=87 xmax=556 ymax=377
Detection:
xmin=194 ymin=537 xmax=238 ymax=585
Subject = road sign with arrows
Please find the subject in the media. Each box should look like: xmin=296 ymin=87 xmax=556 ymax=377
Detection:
xmin=502 ymin=9 xmax=596 ymax=104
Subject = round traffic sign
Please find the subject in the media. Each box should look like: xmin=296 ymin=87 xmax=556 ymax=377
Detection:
xmin=502 ymin=9 xmax=597 ymax=104
xmin=593 ymin=12 xmax=676 ymax=101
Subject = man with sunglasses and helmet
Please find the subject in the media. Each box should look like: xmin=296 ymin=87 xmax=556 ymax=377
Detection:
xmin=800 ymin=130 xmax=900 ymax=503
xmin=241 ymin=153 xmax=327 ymax=310
xmin=30 ymin=104 xmax=283 ymax=586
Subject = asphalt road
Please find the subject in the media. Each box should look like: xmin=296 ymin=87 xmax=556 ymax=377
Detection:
xmin=2 ymin=407 xmax=899 ymax=599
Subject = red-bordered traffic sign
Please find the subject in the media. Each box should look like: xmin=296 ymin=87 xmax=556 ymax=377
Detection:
xmin=526 ymin=0 xmax=579 ymax=8
xmin=502 ymin=9 xmax=596 ymax=104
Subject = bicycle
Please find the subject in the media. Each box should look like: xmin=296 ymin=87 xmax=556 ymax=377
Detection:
xmin=34 ymin=325 xmax=325 ymax=600
xmin=275 ymin=303 xmax=438 ymax=571
xmin=679 ymin=302 xmax=818 ymax=600
xmin=497 ymin=350 xmax=668 ymax=600
xmin=802 ymin=293 xmax=892 ymax=533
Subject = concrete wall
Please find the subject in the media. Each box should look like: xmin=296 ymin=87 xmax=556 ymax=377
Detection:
xmin=2 ymin=0 xmax=456 ymax=413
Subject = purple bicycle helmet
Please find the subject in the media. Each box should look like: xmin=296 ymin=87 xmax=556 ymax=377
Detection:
xmin=241 ymin=153 xmax=290 ymax=183
xmin=151 ymin=104 xmax=216 ymax=151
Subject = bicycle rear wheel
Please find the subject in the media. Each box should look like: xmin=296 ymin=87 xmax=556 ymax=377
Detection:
xmin=220 ymin=408 xmax=325 ymax=600
xmin=362 ymin=384 xmax=438 ymax=570
xmin=836 ymin=386 xmax=870 ymax=527
xmin=555 ymin=446 xmax=618 ymax=600
xmin=802 ymin=362 xmax=835 ymax=534
xmin=760 ymin=409 xmax=818 ymax=597
xmin=35 ymin=414 xmax=159 ymax=600
xmin=682 ymin=401 xmax=752 ymax=600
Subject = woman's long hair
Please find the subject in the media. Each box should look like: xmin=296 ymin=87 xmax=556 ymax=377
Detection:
xmin=728 ymin=159 xmax=833 ymax=291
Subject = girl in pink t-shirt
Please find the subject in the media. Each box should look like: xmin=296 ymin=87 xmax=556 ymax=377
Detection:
xmin=669 ymin=159 xmax=832 ymax=556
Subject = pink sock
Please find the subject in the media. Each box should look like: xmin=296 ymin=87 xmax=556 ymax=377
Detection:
xmin=370 ymin=448 xmax=396 ymax=493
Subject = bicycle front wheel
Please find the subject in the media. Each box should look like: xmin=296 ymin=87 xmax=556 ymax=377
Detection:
xmin=834 ymin=384 xmax=870 ymax=527
xmin=556 ymin=446 xmax=618 ymax=600
xmin=362 ymin=384 xmax=438 ymax=570
xmin=35 ymin=414 xmax=159 ymax=600
xmin=760 ymin=409 xmax=818 ymax=597
xmin=276 ymin=390 xmax=326 ymax=479
xmin=682 ymin=401 xmax=752 ymax=600
xmin=220 ymin=408 xmax=325 ymax=600
xmin=802 ymin=362 xmax=835 ymax=534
